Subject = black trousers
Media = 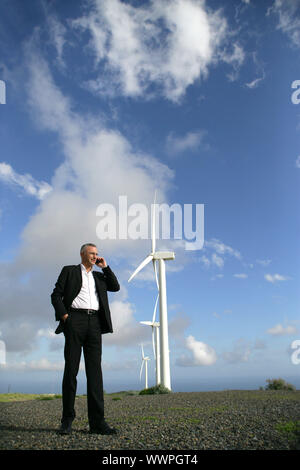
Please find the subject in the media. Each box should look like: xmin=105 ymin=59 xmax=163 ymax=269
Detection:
xmin=62 ymin=310 xmax=104 ymax=428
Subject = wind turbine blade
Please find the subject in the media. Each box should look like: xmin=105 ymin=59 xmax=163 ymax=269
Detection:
xmin=152 ymin=326 xmax=155 ymax=360
xmin=153 ymin=259 xmax=159 ymax=291
xmin=139 ymin=360 xmax=144 ymax=380
xmin=141 ymin=344 xmax=145 ymax=359
xmin=140 ymin=321 xmax=153 ymax=326
xmin=151 ymin=190 xmax=157 ymax=253
xmin=128 ymin=255 xmax=153 ymax=282
xmin=152 ymin=293 xmax=159 ymax=323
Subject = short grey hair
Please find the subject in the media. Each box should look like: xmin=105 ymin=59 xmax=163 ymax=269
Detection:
xmin=80 ymin=243 xmax=97 ymax=254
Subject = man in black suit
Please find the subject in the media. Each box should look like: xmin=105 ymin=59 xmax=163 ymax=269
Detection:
xmin=51 ymin=243 xmax=120 ymax=435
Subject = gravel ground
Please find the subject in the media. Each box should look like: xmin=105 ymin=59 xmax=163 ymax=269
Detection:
xmin=0 ymin=390 xmax=300 ymax=451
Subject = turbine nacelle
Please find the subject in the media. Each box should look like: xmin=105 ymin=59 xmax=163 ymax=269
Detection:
xmin=153 ymin=251 xmax=175 ymax=261
xmin=140 ymin=321 xmax=160 ymax=327
xmin=128 ymin=251 xmax=175 ymax=283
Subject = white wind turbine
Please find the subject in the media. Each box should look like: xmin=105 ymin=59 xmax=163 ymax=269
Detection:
xmin=140 ymin=294 xmax=161 ymax=385
xmin=129 ymin=192 xmax=175 ymax=390
xmin=140 ymin=344 xmax=150 ymax=390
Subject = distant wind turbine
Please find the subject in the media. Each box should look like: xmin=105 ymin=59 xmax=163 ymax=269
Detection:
xmin=140 ymin=293 xmax=161 ymax=385
xmin=129 ymin=191 xmax=175 ymax=390
xmin=140 ymin=344 xmax=150 ymax=389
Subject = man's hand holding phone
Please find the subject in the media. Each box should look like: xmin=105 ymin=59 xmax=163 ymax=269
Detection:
xmin=95 ymin=257 xmax=107 ymax=268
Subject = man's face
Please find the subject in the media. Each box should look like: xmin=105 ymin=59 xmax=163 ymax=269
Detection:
xmin=81 ymin=246 xmax=98 ymax=266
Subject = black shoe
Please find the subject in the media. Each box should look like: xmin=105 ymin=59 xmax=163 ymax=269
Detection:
xmin=58 ymin=418 xmax=73 ymax=435
xmin=89 ymin=420 xmax=117 ymax=435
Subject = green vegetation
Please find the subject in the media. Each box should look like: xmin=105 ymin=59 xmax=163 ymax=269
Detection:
xmin=107 ymin=390 xmax=139 ymax=400
xmin=264 ymin=378 xmax=296 ymax=391
xmin=1 ymin=381 xmax=298 ymax=404
xmin=276 ymin=421 xmax=300 ymax=449
xmin=109 ymin=390 xmax=139 ymax=396
xmin=0 ymin=393 xmax=62 ymax=402
xmin=139 ymin=384 xmax=171 ymax=395
xmin=38 ymin=395 xmax=62 ymax=400
xmin=0 ymin=390 xmax=142 ymax=402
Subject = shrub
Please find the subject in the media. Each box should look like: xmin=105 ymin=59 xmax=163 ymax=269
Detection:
xmin=276 ymin=421 xmax=300 ymax=449
xmin=139 ymin=384 xmax=171 ymax=395
xmin=265 ymin=378 xmax=296 ymax=391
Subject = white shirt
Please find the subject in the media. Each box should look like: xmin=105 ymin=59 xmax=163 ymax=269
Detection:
xmin=71 ymin=264 xmax=99 ymax=311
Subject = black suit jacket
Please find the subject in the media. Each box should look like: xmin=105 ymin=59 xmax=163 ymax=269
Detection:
xmin=51 ymin=264 xmax=120 ymax=335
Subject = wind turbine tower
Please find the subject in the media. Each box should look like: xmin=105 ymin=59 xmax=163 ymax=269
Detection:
xmin=129 ymin=192 xmax=174 ymax=391
xmin=140 ymin=344 xmax=150 ymax=389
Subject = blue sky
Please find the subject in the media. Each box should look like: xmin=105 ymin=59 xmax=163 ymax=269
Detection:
xmin=0 ymin=0 xmax=300 ymax=393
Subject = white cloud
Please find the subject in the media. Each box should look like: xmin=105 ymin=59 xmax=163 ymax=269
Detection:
xmin=1 ymin=356 xmax=140 ymax=373
xmin=264 ymin=273 xmax=291 ymax=283
xmin=223 ymin=43 xmax=245 ymax=65
xmin=233 ymin=273 xmax=248 ymax=279
xmin=245 ymin=74 xmax=265 ymax=89
xmin=212 ymin=308 xmax=232 ymax=318
xmin=2 ymin=317 xmax=46 ymax=353
xmin=212 ymin=253 xmax=224 ymax=268
xmin=205 ymin=238 xmax=241 ymax=259
xmin=103 ymin=300 xmax=148 ymax=347
xmin=169 ymin=311 xmax=191 ymax=338
xmin=200 ymin=255 xmax=211 ymax=268
xmin=37 ymin=328 xmax=56 ymax=339
xmin=46 ymin=14 xmax=68 ymax=67
xmin=102 ymin=359 xmax=138 ymax=371
xmin=72 ymin=0 xmax=243 ymax=102
xmin=166 ymin=130 xmax=208 ymax=156
xmin=201 ymin=238 xmax=242 ymax=271
xmin=177 ymin=335 xmax=217 ymax=366
xmin=254 ymin=339 xmax=266 ymax=350
xmin=1 ymin=358 xmax=65 ymax=371
xmin=223 ymin=43 xmax=245 ymax=82
xmin=210 ymin=273 xmax=224 ymax=281
xmin=19 ymin=47 xmax=175 ymax=270
xmin=222 ymin=338 xmax=251 ymax=363
xmin=267 ymin=0 xmax=300 ymax=48
xmin=0 ymin=162 xmax=52 ymax=200
xmin=256 ymin=259 xmax=272 ymax=267
xmin=295 ymin=155 xmax=300 ymax=168
xmin=244 ymin=52 xmax=266 ymax=90
xmin=0 ymin=41 xmax=176 ymax=354
xmin=267 ymin=323 xmax=297 ymax=336
xmin=28 ymin=358 xmax=65 ymax=371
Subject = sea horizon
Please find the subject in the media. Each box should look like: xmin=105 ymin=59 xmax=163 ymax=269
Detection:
xmin=1 ymin=374 xmax=299 ymax=395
